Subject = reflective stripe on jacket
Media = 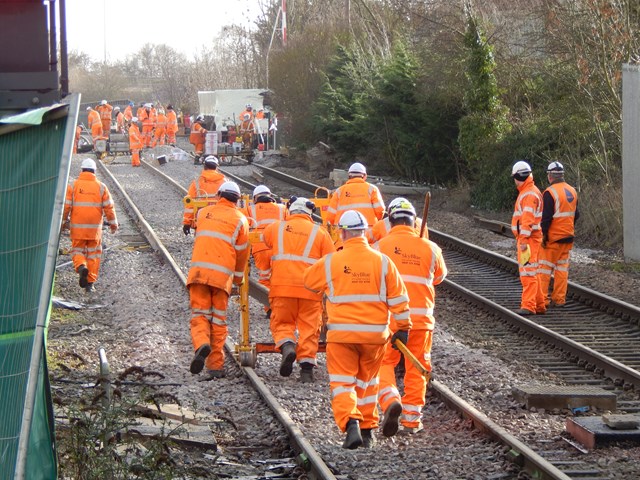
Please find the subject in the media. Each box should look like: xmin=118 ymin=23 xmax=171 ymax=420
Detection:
xmin=129 ymin=123 xmax=143 ymax=149
xmin=183 ymin=170 xmax=226 ymax=226
xmin=63 ymin=171 xmax=117 ymax=241
xmin=264 ymin=213 xmax=336 ymax=300
xmin=375 ymin=225 xmax=447 ymax=330
xmin=186 ymin=198 xmax=250 ymax=293
xmin=541 ymin=181 xmax=578 ymax=243
xmin=303 ymin=236 xmax=411 ymax=344
xmin=511 ymin=175 xmax=542 ymax=241
xmin=166 ymin=110 xmax=178 ymax=133
xmin=326 ymin=178 xmax=385 ymax=226
xmin=189 ymin=122 xmax=206 ymax=144
xmin=242 ymin=201 xmax=287 ymax=253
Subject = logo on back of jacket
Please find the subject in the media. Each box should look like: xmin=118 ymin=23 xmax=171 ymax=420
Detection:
xmin=343 ymin=265 xmax=371 ymax=284
xmin=394 ymin=246 xmax=420 ymax=265
xmin=344 ymin=191 xmax=365 ymax=199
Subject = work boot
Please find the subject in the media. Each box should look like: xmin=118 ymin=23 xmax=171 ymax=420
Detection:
xmin=85 ymin=283 xmax=96 ymax=293
xmin=299 ymin=363 xmax=314 ymax=383
xmin=206 ymin=369 xmax=225 ymax=379
xmin=265 ymin=308 xmax=272 ymax=319
xmin=514 ymin=308 xmax=535 ymax=316
xmin=342 ymin=419 xmax=363 ymax=449
xmin=190 ymin=344 xmax=212 ymax=374
xmin=381 ymin=401 xmax=402 ymax=437
xmin=78 ymin=265 xmax=89 ymax=288
xmin=400 ymin=422 xmax=424 ymax=435
xmin=279 ymin=342 xmax=296 ymax=377
xmin=361 ymin=428 xmax=376 ymax=448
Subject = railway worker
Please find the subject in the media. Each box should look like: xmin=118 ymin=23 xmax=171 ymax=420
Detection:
xmin=182 ymin=155 xmax=226 ymax=235
xmin=238 ymin=112 xmax=255 ymax=150
xmin=370 ymin=198 xmax=426 ymax=242
xmin=188 ymin=181 xmax=250 ymax=379
xmin=96 ymin=99 xmax=113 ymax=134
xmin=124 ymin=101 xmax=134 ymax=123
xmin=114 ymin=106 xmax=125 ymax=134
xmin=86 ymin=106 xmax=103 ymax=144
xmin=255 ymin=108 xmax=265 ymax=119
xmin=241 ymin=185 xmax=287 ymax=289
xmin=538 ymin=161 xmax=580 ymax=308
xmin=511 ymin=160 xmax=545 ymax=315
xmin=73 ymin=124 xmax=82 ymax=154
xmin=303 ymin=210 xmax=411 ymax=449
xmin=189 ymin=115 xmax=208 ymax=164
xmin=325 ymin=163 xmax=385 ymax=236
xmin=141 ymin=103 xmax=155 ymax=148
xmin=128 ymin=118 xmax=142 ymax=167
xmin=136 ymin=102 xmax=146 ymax=125
xmin=151 ymin=109 xmax=167 ymax=147
xmin=374 ymin=198 xmax=447 ymax=436
xmin=166 ymin=105 xmax=179 ymax=146
xmin=263 ymin=197 xmax=335 ymax=382
xmin=62 ymin=158 xmax=118 ymax=293
xmin=240 ymin=103 xmax=254 ymax=121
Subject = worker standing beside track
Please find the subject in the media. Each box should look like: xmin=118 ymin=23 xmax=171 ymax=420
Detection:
xmin=538 ymin=161 xmax=579 ymax=308
xmin=114 ymin=106 xmax=124 ymax=134
xmin=188 ymin=181 xmax=250 ymax=379
xmin=303 ymin=210 xmax=411 ymax=449
xmin=141 ymin=103 xmax=155 ymax=148
xmin=241 ymin=185 xmax=287 ymax=289
xmin=189 ymin=115 xmax=207 ymax=164
xmin=96 ymin=99 xmax=113 ymax=134
xmin=511 ymin=161 xmax=545 ymax=315
xmin=128 ymin=118 xmax=142 ymax=167
xmin=182 ymin=156 xmax=226 ymax=235
xmin=326 ymin=163 xmax=385 ymax=235
xmin=166 ymin=105 xmax=178 ymax=146
xmin=374 ymin=198 xmax=447 ymax=436
xmin=151 ymin=109 xmax=167 ymax=147
xmin=124 ymin=101 xmax=134 ymax=123
xmin=86 ymin=106 xmax=103 ymax=144
xmin=62 ymin=158 xmax=118 ymax=293
xmin=263 ymin=197 xmax=335 ymax=382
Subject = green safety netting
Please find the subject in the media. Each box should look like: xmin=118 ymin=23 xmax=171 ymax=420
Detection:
xmin=0 ymin=97 xmax=79 ymax=479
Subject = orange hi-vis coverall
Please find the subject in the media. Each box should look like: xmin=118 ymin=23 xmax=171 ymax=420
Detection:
xmin=124 ymin=105 xmax=133 ymax=122
xmin=326 ymin=177 xmax=385 ymax=228
xmin=538 ymin=180 xmax=579 ymax=307
xmin=73 ymin=125 xmax=82 ymax=154
xmin=370 ymin=216 xmax=425 ymax=243
xmin=115 ymin=111 xmax=125 ymax=134
xmin=63 ymin=171 xmax=118 ymax=284
xmin=87 ymin=108 xmax=103 ymax=142
xmin=152 ymin=112 xmax=167 ymax=147
xmin=189 ymin=122 xmax=207 ymax=156
xmin=96 ymin=103 xmax=113 ymax=133
xmin=511 ymin=175 xmax=545 ymax=313
xmin=183 ymin=170 xmax=227 ymax=228
xmin=166 ymin=109 xmax=178 ymax=145
xmin=141 ymin=108 xmax=155 ymax=147
xmin=136 ymin=106 xmax=145 ymax=122
xmin=303 ymin=236 xmax=411 ymax=432
xmin=241 ymin=199 xmax=287 ymax=287
xmin=263 ymin=213 xmax=335 ymax=365
xmin=187 ymin=198 xmax=250 ymax=371
xmin=375 ymin=225 xmax=447 ymax=429
xmin=128 ymin=123 xmax=143 ymax=167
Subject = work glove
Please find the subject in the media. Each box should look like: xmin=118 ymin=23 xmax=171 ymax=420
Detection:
xmin=542 ymin=235 xmax=548 ymax=249
xmin=109 ymin=224 xmax=118 ymax=234
xmin=183 ymin=224 xmax=191 ymax=236
xmin=391 ymin=330 xmax=409 ymax=350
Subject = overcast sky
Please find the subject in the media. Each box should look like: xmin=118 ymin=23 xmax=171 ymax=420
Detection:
xmin=65 ymin=0 xmax=266 ymax=62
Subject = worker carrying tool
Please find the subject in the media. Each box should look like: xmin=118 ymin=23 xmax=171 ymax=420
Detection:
xmin=188 ymin=181 xmax=250 ymax=379
xmin=241 ymin=185 xmax=287 ymax=289
xmin=263 ymin=197 xmax=335 ymax=383
xmin=511 ymin=160 xmax=545 ymax=315
xmin=189 ymin=115 xmax=207 ymax=164
xmin=537 ymin=161 xmax=579 ymax=308
xmin=303 ymin=210 xmax=411 ymax=449
xmin=326 ymin=162 xmax=385 ymax=231
xmin=62 ymin=158 xmax=118 ymax=293
xmin=374 ymin=198 xmax=447 ymax=436
xmin=182 ymin=155 xmax=226 ymax=235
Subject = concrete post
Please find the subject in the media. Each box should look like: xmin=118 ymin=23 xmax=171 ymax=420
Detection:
xmin=622 ymin=64 xmax=640 ymax=261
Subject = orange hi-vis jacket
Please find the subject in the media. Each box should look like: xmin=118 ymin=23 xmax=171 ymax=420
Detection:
xmin=303 ymin=236 xmax=411 ymax=344
xmin=142 ymin=108 xmax=155 ymax=128
xmin=242 ymin=200 xmax=287 ymax=254
xmin=115 ymin=111 xmax=124 ymax=132
xmin=370 ymin=217 xmax=425 ymax=243
xmin=124 ymin=105 xmax=133 ymax=121
xmin=155 ymin=113 xmax=167 ymax=130
xmin=189 ymin=122 xmax=206 ymax=145
xmin=166 ymin=110 xmax=178 ymax=133
xmin=326 ymin=177 xmax=385 ymax=226
xmin=542 ymin=181 xmax=578 ymax=243
xmin=264 ymin=213 xmax=336 ymax=300
xmin=137 ymin=107 xmax=146 ymax=121
xmin=96 ymin=103 xmax=113 ymax=131
xmin=511 ymin=175 xmax=543 ymax=243
xmin=186 ymin=198 xmax=250 ymax=293
xmin=183 ymin=170 xmax=227 ymax=227
xmin=87 ymin=109 xmax=103 ymax=137
xmin=129 ymin=123 xmax=143 ymax=150
xmin=375 ymin=225 xmax=447 ymax=330
xmin=63 ymin=171 xmax=117 ymax=241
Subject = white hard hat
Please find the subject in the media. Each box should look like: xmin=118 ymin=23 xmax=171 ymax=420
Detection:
xmin=204 ymin=155 xmax=219 ymax=167
xmin=547 ymin=161 xmax=564 ymax=173
xmin=100 ymin=99 xmax=107 ymax=105
xmin=511 ymin=160 xmax=532 ymax=177
xmin=86 ymin=106 xmax=92 ymax=111
xmin=218 ymin=181 xmax=241 ymax=197
xmin=388 ymin=197 xmax=416 ymax=219
xmin=288 ymin=197 xmax=315 ymax=216
xmin=337 ymin=210 xmax=367 ymax=230
xmin=81 ymin=158 xmax=96 ymax=171
xmin=253 ymin=185 xmax=271 ymax=197
xmin=114 ymin=106 xmax=120 ymax=111
xmin=348 ymin=162 xmax=367 ymax=175
xmin=131 ymin=117 xmax=138 ymax=122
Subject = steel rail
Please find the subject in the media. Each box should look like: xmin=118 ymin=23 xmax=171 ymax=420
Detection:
xmin=99 ymin=160 xmax=334 ymax=479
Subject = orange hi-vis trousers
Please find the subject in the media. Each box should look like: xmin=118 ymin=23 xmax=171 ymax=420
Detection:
xmin=151 ymin=127 xmax=166 ymax=147
xmin=538 ymin=242 xmax=573 ymax=306
xmin=517 ymin=239 xmax=545 ymax=313
xmin=378 ymin=329 xmax=432 ymax=429
xmin=326 ymin=342 xmax=385 ymax=431
xmin=131 ymin=149 xmax=140 ymax=166
xmin=71 ymin=239 xmax=102 ymax=284
xmin=189 ymin=283 xmax=230 ymax=371
xmin=269 ymin=297 xmax=323 ymax=365
xmin=252 ymin=248 xmax=272 ymax=288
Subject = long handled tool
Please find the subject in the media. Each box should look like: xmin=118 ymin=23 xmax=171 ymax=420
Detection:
xmin=393 ymin=338 xmax=431 ymax=380
xmin=419 ymin=191 xmax=431 ymax=238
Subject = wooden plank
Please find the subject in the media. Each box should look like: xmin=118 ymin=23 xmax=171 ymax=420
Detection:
xmin=124 ymin=417 xmax=217 ymax=450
